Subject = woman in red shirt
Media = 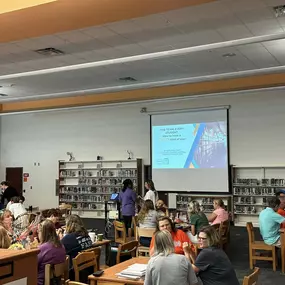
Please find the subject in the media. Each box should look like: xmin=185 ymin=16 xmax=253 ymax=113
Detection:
xmin=150 ymin=217 xmax=195 ymax=262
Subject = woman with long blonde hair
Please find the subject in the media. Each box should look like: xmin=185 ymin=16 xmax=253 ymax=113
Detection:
xmin=137 ymin=199 xmax=158 ymax=247
xmin=187 ymin=201 xmax=209 ymax=243
xmin=61 ymin=214 xmax=93 ymax=281
xmin=0 ymin=225 xmax=11 ymax=248
xmin=145 ymin=230 xmax=198 ymax=285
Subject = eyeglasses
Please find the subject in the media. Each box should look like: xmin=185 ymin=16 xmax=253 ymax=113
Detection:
xmin=198 ymin=236 xmax=207 ymax=240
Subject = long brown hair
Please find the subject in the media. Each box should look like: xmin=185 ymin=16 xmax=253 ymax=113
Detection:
xmin=65 ymin=214 xmax=88 ymax=236
xmin=137 ymin=200 xmax=155 ymax=222
xmin=156 ymin=216 xmax=176 ymax=233
xmin=0 ymin=225 xmax=11 ymax=249
xmin=39 ymin=220 xmax=62 ymax=247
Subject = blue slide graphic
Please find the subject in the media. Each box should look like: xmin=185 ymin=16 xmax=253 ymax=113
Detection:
xmin=152 ymin=122 xmax=227 ymax=169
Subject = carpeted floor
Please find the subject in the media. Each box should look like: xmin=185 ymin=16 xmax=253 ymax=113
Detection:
xmin=228 ymin=226 xmax=285 ymax=285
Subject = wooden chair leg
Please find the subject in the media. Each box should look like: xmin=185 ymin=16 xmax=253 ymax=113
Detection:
xmin=249 ymin=247 xmax=253 ymax=270
xmin=272 ymin=247 xmax=277 ymax=272
xmin=252 ymin=250 xmax=256 ymax=265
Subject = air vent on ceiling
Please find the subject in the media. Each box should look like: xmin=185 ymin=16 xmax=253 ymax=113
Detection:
xmin=0 ymin=93 xmax=8 ymax=97
xmin=222 ymin=53 xmax=236 ymax=58
xmin=274 ymin=5 xmax=285 ymax=17
xmin=119 ymin=76 xmax=137 ymax=82
xmin=35 ymin=47 xmax=65 ymax=56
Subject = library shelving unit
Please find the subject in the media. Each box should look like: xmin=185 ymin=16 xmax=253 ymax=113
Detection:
xmin=172 ymin=193 xmax=232 ymax=222
xmin=232 ymin=166 xmax=285 ymax=227
xmin=58 ymin=158 xmax=143 ymax=219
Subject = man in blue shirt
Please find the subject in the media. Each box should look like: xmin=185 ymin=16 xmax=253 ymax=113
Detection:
xmin=259 ymin=197 xmax=285 ymax=247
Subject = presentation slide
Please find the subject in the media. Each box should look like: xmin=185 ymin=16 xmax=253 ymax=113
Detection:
xmin=151 ymin=109 xmax=229 ymax=192
xmin=152 ymin=122 xmax=227 ymax=169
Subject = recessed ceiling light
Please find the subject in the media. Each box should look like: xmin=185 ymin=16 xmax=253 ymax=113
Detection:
xmin=119 ymin=76 xmax=137 ymax=82
xmin=35 ymin=47 xmax=65 ymax=56
xmin=273 ymin=5 xmax=285 ymax=17
xmin=222 ymin=53 xmax=236 ymax=58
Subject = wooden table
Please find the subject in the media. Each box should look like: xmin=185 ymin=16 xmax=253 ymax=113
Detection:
xmin=0 ymin=249 xmax=39 ymax=285
xmin=92 ymin=239 xmax=112 ymax=247
xmin=89 ymin=257 xmax=149 ymax=285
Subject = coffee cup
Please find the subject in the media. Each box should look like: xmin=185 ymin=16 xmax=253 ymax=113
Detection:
xmin=97 ymin=234 xmax=103 ymax=241
xmin=88 ymin=232 xmax=96 ymax=242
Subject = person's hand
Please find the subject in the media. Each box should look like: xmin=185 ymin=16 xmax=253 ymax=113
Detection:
xmin=183 ymin=242 xmax=192 ymax=255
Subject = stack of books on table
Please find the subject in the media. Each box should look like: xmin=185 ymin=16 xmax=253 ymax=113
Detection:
xmin=116 ymin=263 xmax=147 ymax=280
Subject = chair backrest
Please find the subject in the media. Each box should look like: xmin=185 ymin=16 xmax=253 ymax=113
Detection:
xmin=246 ymin=222 xmax=255 ymax=244
xmin=136 ymin=227 xmax=156 ymax=241
xmin=219 ymin=220 xmax=230 ymax=239
xmin=81 ymin=246 xmax=101 ymax=270
xmin=116 ymin=240 xmax=139 ymax=264
xmin=242 ymin=267 xmax=260 ymax=285
xmin=128 ymin=216 xmax=138 ymax=237
xmin=44 ymin=256 xmax=69 ymax=285
xmin=114 ymin=220 xmax=126 ymax=243
xmin=72 ymin=252 xmax=97 ymax=282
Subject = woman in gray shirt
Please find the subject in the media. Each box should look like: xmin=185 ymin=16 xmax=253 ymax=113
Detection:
xmin=144 ymin=230 xmax=198 ymax=285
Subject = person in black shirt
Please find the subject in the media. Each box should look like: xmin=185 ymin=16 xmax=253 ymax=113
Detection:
xmin=183 ymin=225 xmax=239 ymax=285
xmin=1 ymin=181 xmax=19 ymax=206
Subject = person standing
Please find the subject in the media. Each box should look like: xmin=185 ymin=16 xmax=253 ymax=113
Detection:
xmin=144 ymin=179 xmax=158 ymax=206
xmin=1 ymin=181 xmax=18 ymax=206
xmin=119 ymin=179 xmax=136 ymax=235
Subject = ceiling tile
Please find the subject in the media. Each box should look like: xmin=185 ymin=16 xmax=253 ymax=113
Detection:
xmin=264 ymin=45 xmax=285 ymax=64
xmin=14 ymin=38 xmax=48 ymax=50
xmin=235 ymin=7 xmax=276 ymax=24
xmin=217 ymin=24 xmax=253 ymax=40
xmin=238 ymin=45 xmax=279 ymax=68
xmin=245 ymin=19 xmax=283 ymax=35
xmin=100 ymin=35 xmax=134 ymax=47
xmin=106 ymin=20 xmax=143 ymax=34
xmin=133 ymin=14 xmax=172 ymax=30
xmin=57 ymin=30 xmax=93 ymax=43
xmin=81 ymin=26 xmax=118 ymax=39
xmin=263 ymin=0 xmax=285 ymax=6
xmin=225 ymin=0 xmax=266 ymax=12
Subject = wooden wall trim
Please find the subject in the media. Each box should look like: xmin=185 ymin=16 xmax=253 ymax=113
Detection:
xmin=1 ymin=72 xmax=285 ymax=113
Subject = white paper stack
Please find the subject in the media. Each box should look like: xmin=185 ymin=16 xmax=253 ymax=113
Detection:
xmin=116 ymin=263 xmax=147 ymax=280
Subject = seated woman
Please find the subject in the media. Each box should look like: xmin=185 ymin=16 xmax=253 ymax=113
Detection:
xmin=37 ymin=220 xmax=66 ymax=285
xmin=145 ymin=230 xmax=198 ymax=285
xmin=0 ymin=225 xmax=11 ymax=249
xmin=208 ymin=199 xmax=229 ymax=225
xmin=137 ymin=199 xmax=158 ymax=247
xmin=61 ymin=214 xmax=93 ymax=280
xmin=149 ymin=217 xmax=195 ymax=261
xmin=183 ymin=225 xmax=239 ymax=285
xmin=187 ymin=201 xmax=209 ymax=243
xmin=0 ymin=210 xmax=17 ymax=243
xmin=156 ymin=200 xmax=169 ymax=217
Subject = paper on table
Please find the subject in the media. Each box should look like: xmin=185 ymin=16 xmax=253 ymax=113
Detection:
xmin=127 ymin=263 xmax=147 ymax=271
xmin=5 ymin=278 xmax=27 ymax=285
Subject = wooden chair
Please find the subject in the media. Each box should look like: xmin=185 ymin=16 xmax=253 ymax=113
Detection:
xmin=219 ymin=220 xmax=230 ymax=249
xmin=44 ymin=256 xmax=69 ymax=285
xmin=114 ymin=220 xmax=127 ymax=244
xmin=246 ymin=222 xmax=277 ymax=271
xmin=116 ymin=240 xmax=139 ymax=264
xmin=136 ymin=227 xmax=155 ymax=256
xmin=242 ymin=267 xmax=260 ymax=285
xmin=81 ymin=246 xmax=101 ymax=270
xmin=72 ymin=251 xmax=98 ymax=282
xmin=128 ymin=216 xmax=138 ymax=238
